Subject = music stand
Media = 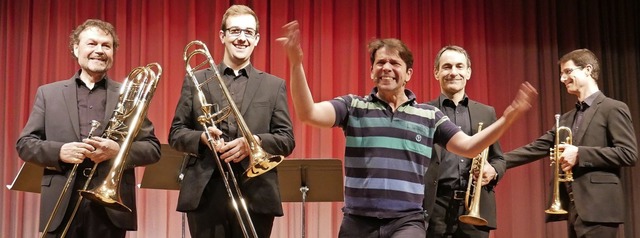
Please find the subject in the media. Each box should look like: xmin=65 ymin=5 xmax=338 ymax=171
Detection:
xmin=6 ymin=162 xmax=43 ymax=193
xmin=139 ymin=144 xmax=188 ymax=238
xmin=277 ymin=158 xmax=344 ymax=238
xmin=139 ymin=144 xmax=187 ymax=190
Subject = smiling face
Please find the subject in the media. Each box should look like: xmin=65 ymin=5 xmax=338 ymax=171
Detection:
xmin=559 ymin=60 xmax=590 ymax=96
xmin=219 ymin=14 xmax=260 ymax=68
xmin=73 ymin=27 xmax=115 ymax=80
xmin=370 ymin=46 xmax=413 ymax=95
xmin=434 ymin=49 xmax=471 ymax=97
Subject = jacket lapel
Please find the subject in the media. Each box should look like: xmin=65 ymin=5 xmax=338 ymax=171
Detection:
xmin=62 ymin=79 xmax=81 ymax=140
xmin=468 ymin=100 xmax=482 ymax=134
xmin=573 ymin=93 xmax=604 ymax=144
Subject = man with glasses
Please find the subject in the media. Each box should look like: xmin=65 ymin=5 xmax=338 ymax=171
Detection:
xmin=169 ymin=4 xmax=295 ymax=238
xmin=505 ymin=49 xmax=637 ymax=238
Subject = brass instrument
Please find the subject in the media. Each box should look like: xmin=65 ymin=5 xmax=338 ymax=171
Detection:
xmin=546 ymin=114 xmax=573 ymax=214
xmin=184 ymin=40 xmax=284 ymax=178
xmin=459 ymin=122 xmax=489 ymax=226
xmin=184 ymin=40 xmax=286 ymax=237
xmin=79 ymin=63 xmax=162 ymax=213
xmin=40 ymin=120 xmax=100 ymax=238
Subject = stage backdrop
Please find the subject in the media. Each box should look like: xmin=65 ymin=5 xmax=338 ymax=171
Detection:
xmin=2 ymin=0 xmax=639 ymax=237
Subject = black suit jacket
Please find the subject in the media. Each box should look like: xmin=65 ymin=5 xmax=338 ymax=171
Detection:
xmin=16 ymin=76 xmax=161 ymax=231
xmin=169 ymin=64 xmax=295 ymax=216
xmin=424 ymin=97 xmax=506 ymax=229
xmin=506 ymin=92 xmax=637 ymax=223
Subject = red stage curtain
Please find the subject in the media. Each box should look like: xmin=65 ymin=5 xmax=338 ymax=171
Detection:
xmin=2 ymin=0 xmax=639 ymax=237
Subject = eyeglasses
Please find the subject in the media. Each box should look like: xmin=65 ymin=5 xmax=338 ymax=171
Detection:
xmin=560 ymin=67 xmax=582 ymax=81
xmin=225 ymin=27 xmax=257 ymax=39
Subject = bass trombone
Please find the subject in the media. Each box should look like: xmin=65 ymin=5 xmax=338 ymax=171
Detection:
xmin=80 ymin=63 xmax=163 ymax=212
xmin=459 ymin=122 xmax=489 ymax=226
xmin=40 ymin=63 xmax=162 ymax=238
xmin=183 ymin=40 xmax=284 ymax=238
xmin=546 ymin=114 xmax=573 ymax=214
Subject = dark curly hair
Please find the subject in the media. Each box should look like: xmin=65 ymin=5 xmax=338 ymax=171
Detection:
xmin=68 ymin=19 xmax=119 ymax=58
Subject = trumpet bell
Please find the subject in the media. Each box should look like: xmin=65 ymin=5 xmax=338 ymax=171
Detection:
xmin=544 ymin=200 xmax=568 ymax=214
xmin=79 ymin=187 xmax=132 ymax=212
xmin=459 ymin=214 xmax=488 ymax=226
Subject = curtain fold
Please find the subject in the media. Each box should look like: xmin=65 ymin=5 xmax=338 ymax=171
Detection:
xmin=2 ymin=0 xmax=639 ymax=237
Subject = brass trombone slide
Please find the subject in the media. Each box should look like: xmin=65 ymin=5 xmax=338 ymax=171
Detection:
xmin=184 ymin=40 xmax=285 ymax=238
xmin=40 ymin=120 xmax=100 ymax=238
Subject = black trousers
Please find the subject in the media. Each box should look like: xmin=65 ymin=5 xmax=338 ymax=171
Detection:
xmin=567 ymin=202 xmax=619 ymax=238
xmin=428 ymin=190 xmax=489 ymax=238
xmin=43 ymin=173 xmax=126 ymax=238
xmin=186 ymin=176 xmax=275 ymax=238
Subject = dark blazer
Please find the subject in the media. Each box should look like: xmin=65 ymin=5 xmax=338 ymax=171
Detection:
xmin=16 ymin=76 xmax=161 ymax=231
xmin=424 ymin=97 xmax=506 ymax=229
xmin=506 ymin=92 xmax=637 ymax=223
xmin=169 ymin=65 xmax=295 ymax=216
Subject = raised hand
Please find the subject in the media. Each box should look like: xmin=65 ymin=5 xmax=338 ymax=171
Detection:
xmin=503 ymin=81 xmax=538 ymax=123
xmin=276 ymin=20 xmax=303 ymax=65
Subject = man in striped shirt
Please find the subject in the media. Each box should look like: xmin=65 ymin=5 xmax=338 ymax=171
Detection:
xmin=278 ymin=21 xmax=537 ymax=237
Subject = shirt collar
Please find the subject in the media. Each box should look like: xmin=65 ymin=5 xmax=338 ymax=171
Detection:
xmin=220 ymin=63 xmax=252 ymax=77
xmin=576 ymin=91 xmax=600 ymax=111
xmin=438 ymin=94 xmax=469 ymax=107
xmin=368 ymin=87 xmax=417 ymax=105
xmin=74 ymin=70 xmax=108 ymax=89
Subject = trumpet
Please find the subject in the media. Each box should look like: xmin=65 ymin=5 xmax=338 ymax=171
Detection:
xmin=459 ymin=122 xmax=489 ymax=226
xmin=183 ymin=40 xmax=285 ymax=238
xmin=546 ymin=114 xmax=573 ymax=214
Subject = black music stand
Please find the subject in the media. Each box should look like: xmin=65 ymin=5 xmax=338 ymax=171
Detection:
xmin=277 ymin=158 xmax=344 ymax=238
xmin=6 ymin=162 xmax=43 ymax=193
xmin=139 ymin=144 xmax=187 ymax=190
xmin=139 ymin=144 xmax=188 ymax=238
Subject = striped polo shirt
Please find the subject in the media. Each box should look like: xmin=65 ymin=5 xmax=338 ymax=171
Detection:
xmin=330 ymin=88 xmax=460 ymax=218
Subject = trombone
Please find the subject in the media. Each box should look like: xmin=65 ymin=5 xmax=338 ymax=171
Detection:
xmin=459 ymin=122 xmax=489 ymax=226
xmin=39 ymin=63 xmax=162 ymax=238
xmin=79 ymin=63 xmax=162 ymax=212
xmin=40 ymin=120 xmax=100 ymax=238
xmin=183 ymin=40 xmax=284 ymax=238
xmin=546 ymin=114 xmax=573 ymax=214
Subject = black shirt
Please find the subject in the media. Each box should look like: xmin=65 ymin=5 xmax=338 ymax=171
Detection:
xmin=217 ymin=63 xmax=250 ymax=141
xmin=75 ymin=74 xmax=107 ymax=138
xmin=436 ymin=94 xmax=472 ymax=190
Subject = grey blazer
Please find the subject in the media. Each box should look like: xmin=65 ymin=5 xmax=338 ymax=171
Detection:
xmin=16 ymin=76 xmax=161 ymax=231
xmin=506 ymin=92 xmax=637 ymax=223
